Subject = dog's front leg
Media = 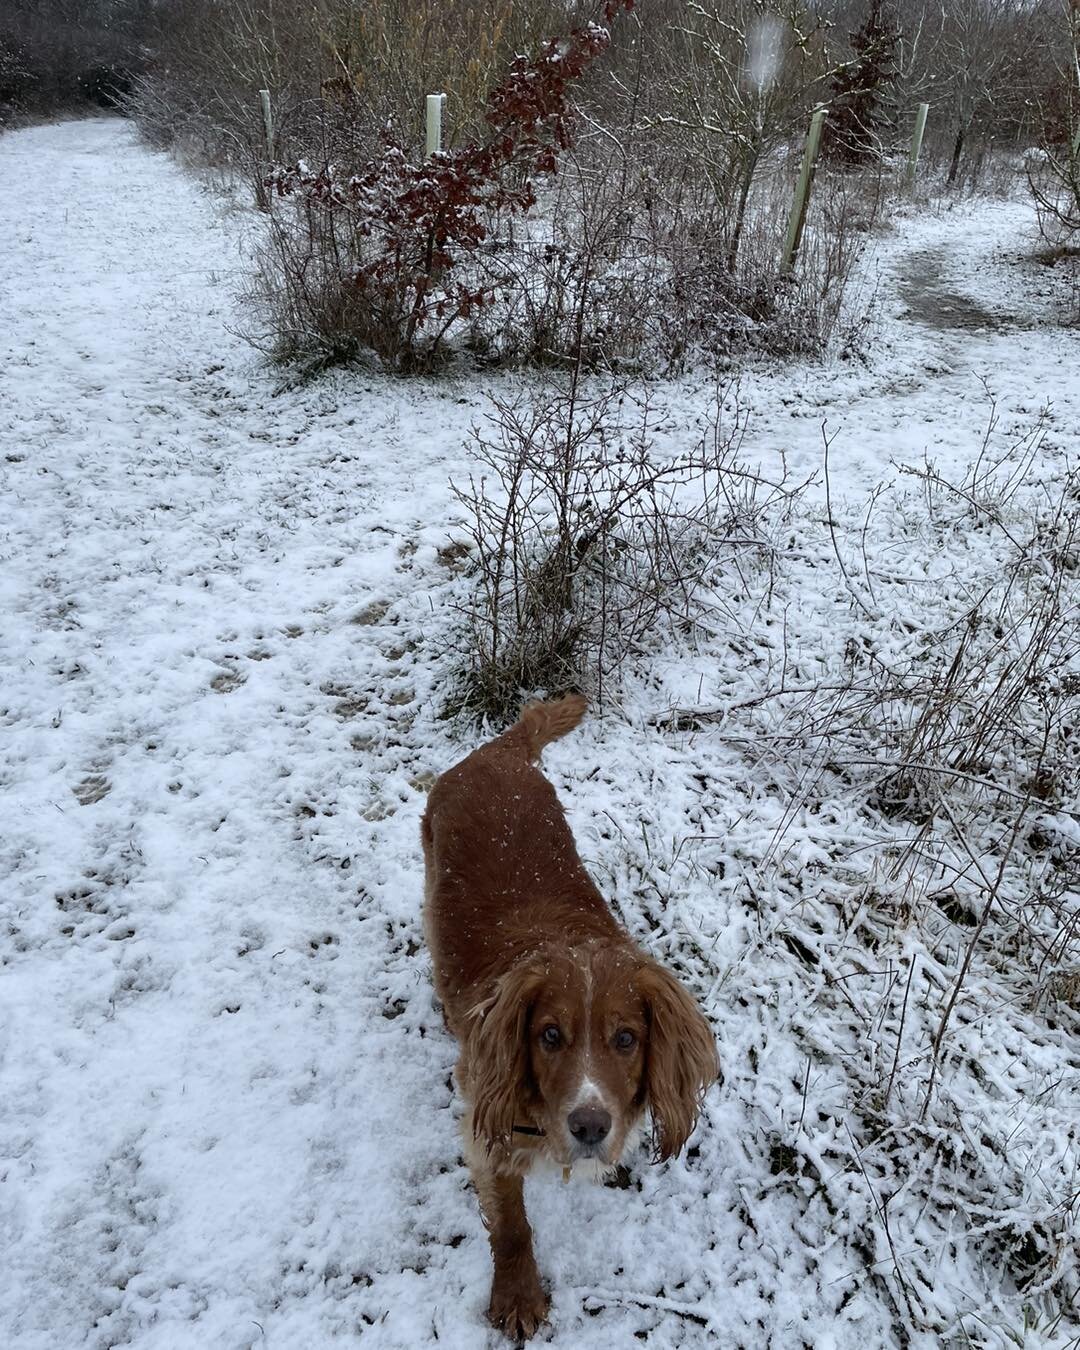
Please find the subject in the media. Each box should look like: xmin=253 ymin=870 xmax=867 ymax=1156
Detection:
xmin=473 ymin=1163 xmax=550 ymax=1339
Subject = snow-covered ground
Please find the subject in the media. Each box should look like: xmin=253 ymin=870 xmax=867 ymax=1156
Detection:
xmin=1 ymin=118 xmax=1078 ymax=1350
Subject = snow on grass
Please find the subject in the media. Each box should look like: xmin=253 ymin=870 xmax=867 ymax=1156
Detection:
xmin=1 ymin=118 xmax=1078 ymax=1350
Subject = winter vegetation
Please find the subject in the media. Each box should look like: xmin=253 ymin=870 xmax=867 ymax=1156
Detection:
xmin=2 ymin=2 xmax=1080 ymax=1348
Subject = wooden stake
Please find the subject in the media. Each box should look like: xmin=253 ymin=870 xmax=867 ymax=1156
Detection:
xmin=259 ymin=88 xmax=273 ymax=159
xmin=907 ymin=102 xmax=929 ymax=190
xmin=780 ymin=107 xmax=826 ymax=275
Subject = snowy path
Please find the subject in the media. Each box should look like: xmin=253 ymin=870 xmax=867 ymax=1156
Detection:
xmin=2 ymin=119 xmax=1078 ymax=1350
xmin=0 ymin=118 xmax=492 ymax=1350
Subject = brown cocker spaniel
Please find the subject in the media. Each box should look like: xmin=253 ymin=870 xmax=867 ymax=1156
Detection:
xmin=422 ymin=695 xmax=719 ymax=1340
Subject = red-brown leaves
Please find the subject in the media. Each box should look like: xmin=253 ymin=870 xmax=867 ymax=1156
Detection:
xmin=266 ymin=3 xmax=632 ymax=363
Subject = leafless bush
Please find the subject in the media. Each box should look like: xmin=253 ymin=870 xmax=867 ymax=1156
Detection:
xmin=448 ymin=365 xmax=809 ymax=721
xmin=1026 ymin=0 xmax=1079 ymax=250
xmin=448 ymin=141 xmax=875 ymax=373
xmin=316 ymin=0 xmax=585 ymax=148
xmin=783 ymin=405 xmax=1078 ymax=987
xmin=130 ymin=0 xmax=878 ymax=374
xmin=771 ymin=406 xmax=1080 ymax=883
xmin=0 ymin=0 xmax=144 ymax=123
xmin=659 ymin=389 xmax=1080 ymax=985
xmin=644 ymin=395 xmax=1080 ymax=1335
xmin=253 ymin=123 xmax=878 ymax=374
xmin=1023 ymin=3 xmax=1080 ymax=325
xmin=124 ymin=0 xmax=584 ymax=175
xmin=245 ymin=186 xmax=383 ymax=369
xmin=140 ymin=0 xmax=1071 ymax=373
xmin=104 ymin=0 xmax=1071 ymax=209
xmin=1029 ymin=144 xmax=1080 ymax=245
xmin=244 ymin=8 xmax=643 ymax=374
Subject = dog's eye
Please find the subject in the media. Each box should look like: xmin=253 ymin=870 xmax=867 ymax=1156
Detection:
xmin=539 ymin=1025 xmax=562 ymax=1050
xmin=614 ymin=1028 xmax=637 ymax=1051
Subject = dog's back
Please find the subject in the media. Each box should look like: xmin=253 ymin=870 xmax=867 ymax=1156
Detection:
xmin=422 ymin=696 xmax=616 ymax=1025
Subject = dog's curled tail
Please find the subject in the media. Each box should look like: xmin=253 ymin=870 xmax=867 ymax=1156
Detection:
xmin=504 ymin=694 xmax=588 ymax=762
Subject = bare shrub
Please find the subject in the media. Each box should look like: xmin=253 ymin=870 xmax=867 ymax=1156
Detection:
xmin=316 ymin=0 xmax=587 ymax=149
xmin=448 ymin=364 xmax=808 ymax=721
xmin=1029 ymin=144 xmax=1080 ymax=243
xmin=1026 ymin=0 xmax=1080 ymax=251
xmin=645 ymin=394 xmax=1080 ymax=1336
xmin=248 ymin=6 xmax=631 ymax=373
xmin=1024 ymin=4 xmax=1080 ymax=328
xmin=223 ymin=0 xmax=878 ymax=375
xmin=124 ymin=0 xmax=323 ymax=170
xmin=465 ymin=147 xmax=874 ymax=372
xmin=756 ymin=401 xmax=1079 ymax=999
xmin=693 ymin=412 xmax=1078 ymax=972
xmin=657 ymin=389 xmax=1080 ymax=998
xmin=126 ymin=0 xmax=583 ymax=172
xmin=0 ymin=0 xmax=145 ymax=124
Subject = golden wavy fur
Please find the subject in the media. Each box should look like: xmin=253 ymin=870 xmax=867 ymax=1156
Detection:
xmin=422 ymin=696 xmax=719 ymax=1340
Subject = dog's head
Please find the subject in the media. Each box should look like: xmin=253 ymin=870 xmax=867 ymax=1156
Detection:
xmin=466 ymin=945 xmax=718 ymax=1167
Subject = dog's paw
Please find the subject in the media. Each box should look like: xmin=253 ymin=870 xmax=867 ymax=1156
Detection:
xmin=487 ymin=1269 xmax=550 ymax=1341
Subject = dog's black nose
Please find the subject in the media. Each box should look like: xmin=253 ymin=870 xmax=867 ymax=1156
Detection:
xmin=568 ymin=1105 xmax=611 ymax=1146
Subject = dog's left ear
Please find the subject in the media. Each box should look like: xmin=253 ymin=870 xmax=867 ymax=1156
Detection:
xmin=639 ymin=962 xmax=719 ymax=1162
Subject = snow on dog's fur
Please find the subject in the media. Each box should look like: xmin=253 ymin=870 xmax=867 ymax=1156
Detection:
xmin=422 ymin=696 xmax=718 ymax=1340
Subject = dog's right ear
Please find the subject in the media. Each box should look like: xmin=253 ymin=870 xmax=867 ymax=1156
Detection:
xmin=465 ymin=962 xmax=547 ymax=1149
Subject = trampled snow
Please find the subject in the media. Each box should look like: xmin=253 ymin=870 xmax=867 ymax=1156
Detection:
xmin=1 ymin=118 xmax=1078 ymax=1349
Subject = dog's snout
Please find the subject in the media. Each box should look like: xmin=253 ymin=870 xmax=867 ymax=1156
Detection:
xmin=568 ymin=1105 xmax=611 ymax=1147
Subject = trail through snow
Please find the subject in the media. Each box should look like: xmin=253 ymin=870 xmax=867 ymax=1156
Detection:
xmin=2 ymin=118 xmax=1078 ymax=1350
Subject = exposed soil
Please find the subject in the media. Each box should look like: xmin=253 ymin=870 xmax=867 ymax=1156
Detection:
xmin=898 ymin=244 xmax=1028 ymax=332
